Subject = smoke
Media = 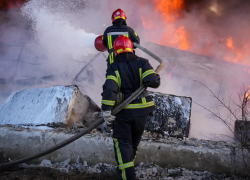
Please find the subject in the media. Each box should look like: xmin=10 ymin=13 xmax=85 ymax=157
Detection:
xmin=21 ymin=0 xmax=100 ymax=72
xmin=23 ymin=8 xmax=97 ymax=60
xmin=134 ymin=0 xmax=250 ymax=141
xmin=0 ymin=0 xmax=110 ymax=107
xmin=136 ymin=0 xmax=250 ymax=65
xmin=183 ymin=0 xmax=250 ymax=65
xmin=0 ymin=0 xmax=249 ymax=141
xmin=106 ymin=0 xmax=250 ymax=141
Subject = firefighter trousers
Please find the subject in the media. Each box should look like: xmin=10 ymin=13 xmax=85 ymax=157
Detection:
xmin=112 ymin=114 xmax=148 ymax=180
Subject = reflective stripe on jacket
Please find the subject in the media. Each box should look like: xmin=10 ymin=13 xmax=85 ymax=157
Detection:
xmin=102 ymin=19 xmax=140 ymax=67
xmin=101 ymin=53 xmax=160 ymax=117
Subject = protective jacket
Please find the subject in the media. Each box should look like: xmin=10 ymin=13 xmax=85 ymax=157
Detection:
xmin=101 ymin=53 xmax=160 ymax=117
xmin=102 ymin=19 xmax=140 ymax=67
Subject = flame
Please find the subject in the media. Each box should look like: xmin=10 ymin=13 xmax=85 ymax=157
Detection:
xmin=222 ymin=35 xmax=249 ymax=64
xmin=140 ymin=0 xmax=190 ymax=50
xmin=173 ymin=26 xmax=190 ymax=50
xmin=154 ymin=0 xmax=183 ymax=22
xmin=167 ymin=65 xmax=177 ymax=80
xmin=245 ymin=85 xmax=250 ymax=98
xmin=139 ymin=0 xmax=250 ymax=66
xmin=226 ymin=36 xmax=233 ymax=49
xmin=153 ymin=0 xmax=188 ymax=49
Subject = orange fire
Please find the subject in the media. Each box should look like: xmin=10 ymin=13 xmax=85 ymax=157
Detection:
xmin=139 ymin=0 xmax=250 ymax=66
xmin=245 ymin=85 xmax=250 ymax=99
xmin=140 ymin=0 xmax=190 ymax=50
xmin=161 ymin=25 xmax=190 ymax=50
xmin=140 ymin=0 xmax=191 ymax=51
xmin=223 ymin=35 xmax=243 ymax=63
xmin=172 ymin=26 xmax=190 ymax=50
xmin=154 ymin=0 xmax=183 ymax=22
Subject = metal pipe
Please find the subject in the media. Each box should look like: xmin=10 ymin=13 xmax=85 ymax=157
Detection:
xmin=0 ymin=44 xmax=164 ymax=171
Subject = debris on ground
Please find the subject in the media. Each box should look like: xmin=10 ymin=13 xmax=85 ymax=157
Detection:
xmin=0 ymin=159 xmax=248 ymax=180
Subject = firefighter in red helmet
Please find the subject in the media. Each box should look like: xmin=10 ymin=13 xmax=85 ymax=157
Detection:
xmin=101 ymin=35 xmax=160 ymax=180
xmin=102 ymin=8 xmax=140 ymax=68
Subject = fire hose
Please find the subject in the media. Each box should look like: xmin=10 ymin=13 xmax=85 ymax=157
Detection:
xmin=0 ymin=43 xmax=164 ymax=171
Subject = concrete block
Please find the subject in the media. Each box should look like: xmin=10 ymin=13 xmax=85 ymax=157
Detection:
xmin=0 ymin=85 xmax=89 ymax=127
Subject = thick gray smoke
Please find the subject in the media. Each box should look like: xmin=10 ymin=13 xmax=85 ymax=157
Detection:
xmin=106 ymin=0 xmax=250 ymax=141
xmin=21 ymin=0 xmax=100 ymax=73
xmin=183 ymin=0 xmax=250 ymax=65
xmin=137 ymin=0 xmax=250 ymax=141
xmin=0 ymin=0 xmax=249 ymax=141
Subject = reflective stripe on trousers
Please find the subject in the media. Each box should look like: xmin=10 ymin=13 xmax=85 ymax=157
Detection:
xmin=113 ymin=138 xmax=134 ymax=180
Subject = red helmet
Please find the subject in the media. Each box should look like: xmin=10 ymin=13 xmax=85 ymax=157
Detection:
xmin=114 ymin=35 xmax=133 ymax=55
xmin=111 ymin=9 xmax=127 ymax=22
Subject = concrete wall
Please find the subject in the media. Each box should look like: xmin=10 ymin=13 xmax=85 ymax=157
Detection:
xmin=0 ymin=126 xmax=249 ymax=176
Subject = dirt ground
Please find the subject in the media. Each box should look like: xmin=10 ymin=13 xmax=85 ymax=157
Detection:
xmin=0 ymin=167 xmax=119 ymax=180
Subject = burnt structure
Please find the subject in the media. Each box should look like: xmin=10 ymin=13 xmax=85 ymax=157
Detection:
xmin=234 ymin=120 xmax=250 ymax=143
xmin=146 ymin=91 xmax=191 ymax=138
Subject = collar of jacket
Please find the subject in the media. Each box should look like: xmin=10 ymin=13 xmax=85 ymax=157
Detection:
xmin=112 ymin=19 xmax=127 ymax=27
xmin=115 ymin=53 xmax=139 ymax=62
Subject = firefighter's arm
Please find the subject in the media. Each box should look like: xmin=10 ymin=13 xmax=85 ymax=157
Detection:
xmin=102 ymin=30 xmax=108 ymax=49
xmin=129 ymin=27 xmax=140 ymax=47
xmin=141 ymin=60 xmax=161 ymax=88
xmin=101 ymin=68 xmax=119 ymax=111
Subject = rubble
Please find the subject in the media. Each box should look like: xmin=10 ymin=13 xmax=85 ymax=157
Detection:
xmin=14 ymin=159 xmax=248 ymax=180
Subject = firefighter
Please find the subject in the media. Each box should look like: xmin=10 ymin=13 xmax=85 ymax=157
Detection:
xmin=102 ymin=8 xmax=140 ymax=68
xmin=101 ymin=35 xmax=160 ymax=180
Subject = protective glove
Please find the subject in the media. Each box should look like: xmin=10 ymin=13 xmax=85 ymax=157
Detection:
xmin=102 ymin=110 xmax=116 ymax=125
xmin=145 ymin=73 xmax=161 ymax=88
xmin=155 ymin=73 xmax=161 ymax=83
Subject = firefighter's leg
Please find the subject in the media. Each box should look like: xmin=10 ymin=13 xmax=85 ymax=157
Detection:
xmin=113 ymin=115 xmax=136 ymax=180
xmin=131 ymin=115 xmax=148 ymax=161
